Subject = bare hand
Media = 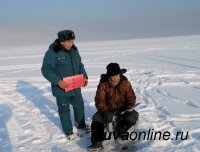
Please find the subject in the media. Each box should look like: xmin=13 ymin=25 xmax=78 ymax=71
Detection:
xmin=84 ymin=78 xmax=88 ymax=87
xmin=58 ymin=80 xmax=67 ymax=90
xmin=127 ymin=108 xmax=133 ymax=112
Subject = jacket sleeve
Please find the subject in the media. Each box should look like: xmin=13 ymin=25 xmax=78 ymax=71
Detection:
xmin=95 ymin=83 xmax=108 ymax=112
xmin=125 ymin=81 xmax=136 ymax=109
xmin=77 ymin=50 xmax=88 ymax=79
xmin=41 ymin=50 xmax=61 ymax=85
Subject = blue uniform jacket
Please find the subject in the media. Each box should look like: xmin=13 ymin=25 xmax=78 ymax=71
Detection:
xmin=41 ymin=42 xmax=88 ymax=97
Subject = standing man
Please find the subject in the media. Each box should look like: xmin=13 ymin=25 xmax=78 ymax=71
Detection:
xmin=87 ymin=63 xmax=139 ymax=151
xmin=41 ymin=30 xmax=88 ymax=139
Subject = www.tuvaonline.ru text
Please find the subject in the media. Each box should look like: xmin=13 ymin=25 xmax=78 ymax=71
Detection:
xmin=104 ymin=129 xmax=189 ymax=141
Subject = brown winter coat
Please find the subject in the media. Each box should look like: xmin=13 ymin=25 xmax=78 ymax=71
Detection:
xmin=95 ymin=74 xmax=136 ymax=112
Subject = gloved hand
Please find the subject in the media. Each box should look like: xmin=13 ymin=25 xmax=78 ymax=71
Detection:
xmin=102 ymin=111 xmax=114 ymax=123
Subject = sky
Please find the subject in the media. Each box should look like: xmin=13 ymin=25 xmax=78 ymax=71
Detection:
xmin=0 ymin=0 xmax=200 ymax=46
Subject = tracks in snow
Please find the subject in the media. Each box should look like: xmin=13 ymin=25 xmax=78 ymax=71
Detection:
xmin=0 ymin=78 xmax=67 ymax=151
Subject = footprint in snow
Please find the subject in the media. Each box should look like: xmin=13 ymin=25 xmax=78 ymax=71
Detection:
xmin=183 ymin=100 xmax=200 ymax=109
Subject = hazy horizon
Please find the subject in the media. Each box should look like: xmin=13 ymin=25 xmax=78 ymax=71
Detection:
xmin=0 ymin=0 xmax=200 ymax=47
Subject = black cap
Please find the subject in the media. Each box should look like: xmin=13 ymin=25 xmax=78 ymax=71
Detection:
xmin=57 ymin=30 xmax=75 ymax=41
xmin=106 ymin=63 xmax=127 ymax=76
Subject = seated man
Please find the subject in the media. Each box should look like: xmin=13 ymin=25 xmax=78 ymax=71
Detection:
xmin=87 ymin=63 xmax=139 ymax=151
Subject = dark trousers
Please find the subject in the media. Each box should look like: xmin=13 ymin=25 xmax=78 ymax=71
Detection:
xmin=91 ymin=110 xmax=139 ymax=143
xmin=56 ymin=95 xmax=86 ymax=134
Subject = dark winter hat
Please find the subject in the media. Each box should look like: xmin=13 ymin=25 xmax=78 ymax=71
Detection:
xmin=106 ymin=63 xmax=127 ymax=76
xmin=57 ymin=30 xmax=75 ymax=41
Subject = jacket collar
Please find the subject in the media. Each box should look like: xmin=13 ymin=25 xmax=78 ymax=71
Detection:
xmin=50 ymin=39 xmax=78 ymax=53
xmin=100 ymin=74 xmax=127 ymax=83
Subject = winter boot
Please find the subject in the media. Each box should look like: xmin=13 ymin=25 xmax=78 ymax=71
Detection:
xmin=65 ymin=132 xmax=77 ymax=140
xmin=78 ymin=123 xmax=91 ymax=131
xmin=87 ymin=142 xmax=104 ymax=151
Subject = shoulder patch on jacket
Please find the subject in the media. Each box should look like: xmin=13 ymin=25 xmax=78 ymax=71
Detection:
xmin=57 ymin=56 xmax=66 ymax=60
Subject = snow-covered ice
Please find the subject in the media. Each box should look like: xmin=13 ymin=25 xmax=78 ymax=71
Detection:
xmin=0 ymin=35 xmax=200 ymax=152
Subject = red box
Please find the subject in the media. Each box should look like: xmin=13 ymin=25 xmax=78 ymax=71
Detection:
xmin=63 ymin=74 xmax=85 ymax=92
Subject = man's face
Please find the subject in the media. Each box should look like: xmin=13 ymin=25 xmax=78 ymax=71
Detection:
xmin=109 ymin=74 xmax=120 ymax=83
xmin=60 ymin=40 xmax=74 ymax=50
